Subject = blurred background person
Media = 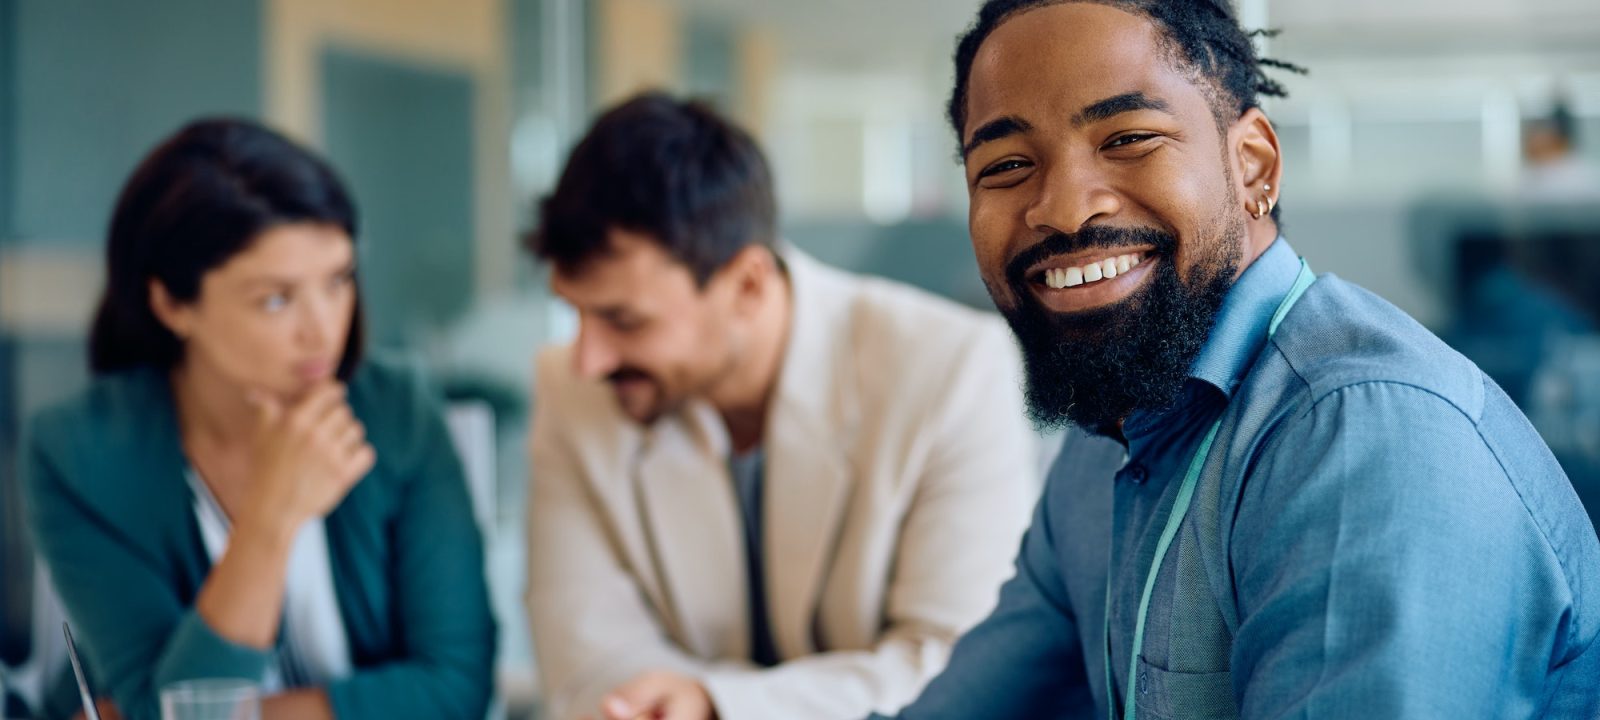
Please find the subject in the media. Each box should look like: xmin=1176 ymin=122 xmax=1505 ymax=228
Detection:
xmin=1522 ymin=99 xmax=1600 ymax=201
xmin=2 ymin=1 xmax=1599 ymax=718
xmin=522 ymin=92 xmax=1037 ymax=720
xmin=22 ymin=118 xmax=495 ymax=720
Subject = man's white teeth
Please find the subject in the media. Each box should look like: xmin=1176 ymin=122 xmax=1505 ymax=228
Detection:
xmin=1043 ymin=253 xmax=1144 ymax=289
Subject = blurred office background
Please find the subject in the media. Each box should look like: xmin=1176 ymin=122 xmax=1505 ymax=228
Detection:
xmin=1 ymin=0 xmax=1598 ymax=717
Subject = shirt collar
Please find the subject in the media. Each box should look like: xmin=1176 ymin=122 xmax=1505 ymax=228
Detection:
xmin=1186 ymin=236 xmax=1300 ymax=400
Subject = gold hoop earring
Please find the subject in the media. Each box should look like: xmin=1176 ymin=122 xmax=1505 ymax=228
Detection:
xmin=1253 ymin=199 xmax=1266 ymax=219
xmin=1266 ymin=195 xmax=1276 ymax=213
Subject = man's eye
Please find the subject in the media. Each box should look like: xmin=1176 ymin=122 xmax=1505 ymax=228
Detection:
xmin=261 ymin=293 xmax=290 ymax=312
xmin=979 ymin=159 xmax=1029 ymax=179
xmin=1105 ymin=133 xmax=1157 ymax=149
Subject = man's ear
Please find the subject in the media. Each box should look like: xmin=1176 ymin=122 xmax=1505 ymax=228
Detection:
xmin=721 ymin=245 xmax=780 ymax=317
xmin=1231 ymin=107 xmax=1282 ymax=219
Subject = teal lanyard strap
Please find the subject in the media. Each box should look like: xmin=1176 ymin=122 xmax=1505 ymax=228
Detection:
xmin=1268 ymin=259 xmax=1316 ymax=337
xmin=1104 ymin=259 xmax=1313 ymax=720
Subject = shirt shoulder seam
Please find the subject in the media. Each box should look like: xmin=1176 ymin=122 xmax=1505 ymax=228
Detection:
xmin=1294 ymin=375 xmax=1586 ymax=654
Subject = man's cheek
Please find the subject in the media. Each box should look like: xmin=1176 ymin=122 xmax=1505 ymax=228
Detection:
xmin=967 ymin=227 xmax=1008 ymax=278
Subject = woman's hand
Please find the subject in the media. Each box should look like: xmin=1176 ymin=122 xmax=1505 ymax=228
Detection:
xmin=194 ymin=381 xmax=376 ymax=650
xmin=238 ymin=382 xmax=376 ymax=541
xmin=262 ymin=689 xmax=334 ymax=720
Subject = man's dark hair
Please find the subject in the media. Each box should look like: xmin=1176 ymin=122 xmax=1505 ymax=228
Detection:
xmin=949 ymin=0 xmax=1305 ymax=138
xmin=90 ymin=117 xmax=365 ymax=379
xmin=529 ymin=92 xmax=777 ymax=285
xmin=948 ymin=0 xmax=1305 ymax=222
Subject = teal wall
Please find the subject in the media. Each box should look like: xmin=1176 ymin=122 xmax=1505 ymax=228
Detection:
xmin=0 ymin=1 xmax=263 ymax=557
xmin=511 ymin=0 xmax=545 ymax=108
xmin=8 ymin=0 xmax=261 ymax=247
xmin=684 ymin=14 xmax=736 ymax=109
xmin=321 ymin=46 xmax=476 ymax=350
xmin=1 ymin=0 xmax=16 ymax=245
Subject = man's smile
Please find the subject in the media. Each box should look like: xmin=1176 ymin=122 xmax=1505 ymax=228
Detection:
xmin=1024 ymin=249 xmax=1157 ymax=313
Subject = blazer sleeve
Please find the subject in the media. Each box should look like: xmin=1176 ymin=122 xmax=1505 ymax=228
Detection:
xmin=700 ymin=321 xmax=1041 ymax=719
xmin=24 ymin=415 xmax=272 ymax=720
xmin=872 ymin=469 xmax=1096 ymax=720
xmin=525 ymin=357 xmax=726 ymax=720
xmin=323 ymin=367 xmax=498 ymax=720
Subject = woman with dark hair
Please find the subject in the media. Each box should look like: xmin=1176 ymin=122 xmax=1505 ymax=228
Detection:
xmin=22 ymin=118 xmax=495 ymax=720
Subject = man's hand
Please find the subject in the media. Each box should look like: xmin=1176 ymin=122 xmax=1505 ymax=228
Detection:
xmin=596 ymin=670 xmax=716 ymax=720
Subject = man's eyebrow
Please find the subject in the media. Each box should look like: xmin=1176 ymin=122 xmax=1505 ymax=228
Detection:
xmin=1072 ymin=91 xmax=1173 ymax=127
xmin=962 ymin=116 xmax=1033 ymax=158
xmin=596 ymin=305 xmax=638 ymax=320
xmin=961 ymin=93 xmax=1173 ymax=158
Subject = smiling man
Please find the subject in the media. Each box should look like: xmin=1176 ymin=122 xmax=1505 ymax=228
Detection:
xmin=877 ymin=1 xmax=1600 ymax=718
xmin=524 ymin=93 xmax=1039 ymax=720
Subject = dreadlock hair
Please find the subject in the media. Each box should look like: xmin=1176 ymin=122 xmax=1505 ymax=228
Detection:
xmin=948 ymin=0 xmax=1308 ymax=219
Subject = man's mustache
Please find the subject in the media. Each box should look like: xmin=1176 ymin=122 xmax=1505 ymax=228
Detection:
xmin=1004 ymin=226 xmax=1176 ymax=288
xmin=607 ymin=368 xmax=654 ymax=385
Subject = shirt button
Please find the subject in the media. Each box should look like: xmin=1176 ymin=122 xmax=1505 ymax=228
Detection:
xmin=1123 ymin=463 xmax=1149 ymax=485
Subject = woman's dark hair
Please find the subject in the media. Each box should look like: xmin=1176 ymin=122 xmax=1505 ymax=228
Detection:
xmin=89 ymin=117 xmax=365 ymax=378
xmin=528 ymin=92 xmax=777 ymax=285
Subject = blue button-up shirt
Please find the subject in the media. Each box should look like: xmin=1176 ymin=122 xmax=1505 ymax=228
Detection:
xmin=880 ymin=238 xmax=1600 ymax=719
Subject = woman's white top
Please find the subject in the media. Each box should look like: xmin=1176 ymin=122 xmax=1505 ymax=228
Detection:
xmin=187 ymin=469 xmax=353 ymax=691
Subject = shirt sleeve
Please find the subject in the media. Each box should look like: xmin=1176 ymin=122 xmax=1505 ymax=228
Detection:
xmin=1231 ymin=380 xmax=1592 ymax=717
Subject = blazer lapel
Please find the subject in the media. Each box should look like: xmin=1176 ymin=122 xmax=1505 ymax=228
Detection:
xmin=109 ymin=369 xmax=209 ymax=589
xmin=762 ymin=250 xmax=859 ymax=660
xmin=633 ymin=401 xmax=749 ymax=660
xmin=763 ymin=413 xmax=853 ymax=659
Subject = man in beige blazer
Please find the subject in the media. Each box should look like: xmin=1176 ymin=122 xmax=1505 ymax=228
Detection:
xmin=523 ymin=92 xmax=1037 ymax=720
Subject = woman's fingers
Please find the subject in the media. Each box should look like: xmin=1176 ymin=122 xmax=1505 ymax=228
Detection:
xmin=289 ymin=382 xmax=347 ymax=431
xmin=333 ymin=419 xmax=367 ymax=454
xmin=343 ymin=443 xmax=378 ymax=483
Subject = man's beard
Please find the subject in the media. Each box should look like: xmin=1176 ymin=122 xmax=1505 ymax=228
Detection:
xmin=606 ymin=335 xmax=742 ymax=425
xmin=993 ymin=224 xmax=1241 ymax=435
xmin=607 ymin=367 xmax=672 ymax=424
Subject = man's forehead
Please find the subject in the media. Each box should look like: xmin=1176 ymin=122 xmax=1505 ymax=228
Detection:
xmin=552 ymin=262 xmax=648 ymax=309
xmin=550 ymin=241 xmax=692 ymax=310
xmin=963 ymin=3 xmax=1186 ymax=138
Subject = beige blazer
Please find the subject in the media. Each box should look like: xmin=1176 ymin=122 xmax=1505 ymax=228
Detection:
xmin=525 ymin=250 xmax=1038 ymax=719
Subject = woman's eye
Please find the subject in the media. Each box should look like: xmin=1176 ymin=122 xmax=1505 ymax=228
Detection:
xmin=979 ymin=159 xmax=1029 ymax=179
xmin=331 ymin=271 xmax=355 ymax=290
xmin=1105 ymin=133 xmax=1157 ymax=149
xmin=262 ymin=293 xmax=289 ymax=312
